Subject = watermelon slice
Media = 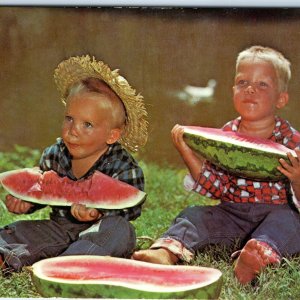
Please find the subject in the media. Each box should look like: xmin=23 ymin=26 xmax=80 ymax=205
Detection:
xmin=30 ymin=255 xmax=223 ymax=299
xmin=183 ymin=126 xmax=296 ymax=181
xmin=0 ymin=168 xmax=146 ymax=209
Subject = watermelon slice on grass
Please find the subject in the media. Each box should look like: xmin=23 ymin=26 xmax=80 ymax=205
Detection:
xmin=183 ymin=126 xmax=296 ymax=181
xmin=0 ymin=168 xmax=146 ymax=209
xmin=30 ymin=255 xmax=223 ymax=299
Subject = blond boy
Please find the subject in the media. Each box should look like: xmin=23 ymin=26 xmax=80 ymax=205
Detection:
xmin=1 ymin=56 xmax=148 ymax=272
xmin=133 ymin=46 xmax=300 ymax=285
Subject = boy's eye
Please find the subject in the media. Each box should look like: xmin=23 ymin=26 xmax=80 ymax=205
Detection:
xmin=64 ymin=115 xmax=73 ymax=122
xmin=236 ymin=80 xmax=269 ymax=90
xmin=258 ymin=81 xmax=268 ymax=89
xmin=84 ymin=122 xmax=93 ymax=128
xmin=236 ymin=80 xmax=248 ymax=87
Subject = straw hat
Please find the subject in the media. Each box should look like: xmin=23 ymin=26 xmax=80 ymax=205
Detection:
xmin=54 ymin=55 xmax=148 ymax=152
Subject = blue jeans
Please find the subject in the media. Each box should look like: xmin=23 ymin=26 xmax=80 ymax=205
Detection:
xmin=162 ymin=202 xmax=300 ymax=257
xmin=0 ymin=215 xmax=135 ymax=271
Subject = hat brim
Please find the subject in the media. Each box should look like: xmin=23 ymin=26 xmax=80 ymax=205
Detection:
xmin=53 ymin=55 xmax=148 ymax=152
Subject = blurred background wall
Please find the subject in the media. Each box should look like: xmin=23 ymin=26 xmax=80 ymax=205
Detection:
xmin=1 ymin=7 xmax=300 ymax=166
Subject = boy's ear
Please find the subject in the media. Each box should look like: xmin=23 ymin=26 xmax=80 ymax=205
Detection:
xmin=106 ymin=128 xmax=122 ymax=145
xmin=276 ymin=92 xmax=289 ymax=109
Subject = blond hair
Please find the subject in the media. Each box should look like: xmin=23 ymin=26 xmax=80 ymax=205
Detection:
xmin=67 ymin=77 xmax=126 ymax=129
xmin=236 ymin=46 xmax=291 ymax=92
xmin=54 ymin=55 xmax=148 ymax=152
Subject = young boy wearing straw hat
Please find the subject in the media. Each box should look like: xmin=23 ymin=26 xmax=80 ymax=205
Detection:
xmin=0 ymin=55 xmax=148 ymax=272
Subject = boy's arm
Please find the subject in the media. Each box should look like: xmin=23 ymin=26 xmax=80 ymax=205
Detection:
xmin=171 ymin=124 xmax=205 ymax=181
xmin=278 ymin=149 xmax=300 ymax=204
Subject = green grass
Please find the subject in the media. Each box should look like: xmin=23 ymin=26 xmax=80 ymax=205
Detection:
xmin=0 ymin=148 xmax=300 ymax=298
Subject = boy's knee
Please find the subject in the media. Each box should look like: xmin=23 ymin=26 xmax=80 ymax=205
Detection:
xmin=178 ymin=206 xmax=197 ymax=218
xmin=102 ymin=215 xmax=136 ymax=238
xmin=102 ymin=216 xmax=136 ymax=256
xmin=78 ymin=216 xmax=136 ymax=257
xmin=177 ymin=205 xmax=210 ymax=223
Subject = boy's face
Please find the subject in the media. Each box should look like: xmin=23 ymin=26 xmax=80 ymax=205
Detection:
xmin=232 ymin=58 xmax=288 ymax=122
xmin=62 ymin=92 xmax=119 ymax=161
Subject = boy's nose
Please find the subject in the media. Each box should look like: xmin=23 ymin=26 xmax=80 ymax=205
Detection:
xmin=69 ymin=123 xmax=79 ymax=136
xmin=244 ymin=85 xmax=255 ymax=94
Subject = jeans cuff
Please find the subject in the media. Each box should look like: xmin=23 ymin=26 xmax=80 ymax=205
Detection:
xmin=150 ymin=237 xmax=194 ymax=262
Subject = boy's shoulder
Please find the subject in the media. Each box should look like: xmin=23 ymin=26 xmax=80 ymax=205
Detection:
xmin=105 ymin=142 xmax=140 ymax=165
xmin=98 ymin=142 xmax=144 ymax=189
xmin=276 ymin=117 xmax=300 ymax=148
xmin=275 ymin=116 xmax=299 ymax=135
xmin=41 ymin=138 xmax=65 ymax=157
xmin=222 ymin=117 xmax=240 ymax=132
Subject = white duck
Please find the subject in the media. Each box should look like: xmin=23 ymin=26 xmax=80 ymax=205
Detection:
xmin=183 ymin=79 xmax=217 ymax=105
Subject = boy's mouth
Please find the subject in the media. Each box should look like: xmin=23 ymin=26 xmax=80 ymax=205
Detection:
xmin=66 ymin=142 xmax=80 ymax=149
xmin=243 ymin=99 xmax=257 ymax=104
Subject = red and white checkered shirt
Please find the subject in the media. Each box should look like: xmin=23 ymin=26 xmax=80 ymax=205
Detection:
xmin=186 ymin=116 xmax=300 ymax=204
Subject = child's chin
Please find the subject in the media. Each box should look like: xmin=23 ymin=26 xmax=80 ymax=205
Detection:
xmin=67 ymin=143 xmax=81 ymax=151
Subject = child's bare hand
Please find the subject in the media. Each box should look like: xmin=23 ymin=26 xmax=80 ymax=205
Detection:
xmin=71 ymin=204 xmax=102 ymax=222
xmin=5 ymin=194 xmax=34 ymax=214
xmin=171 ymin=124 xmax=205 ymax=179
xmin=171 ymin=124 xmax=193 ymax=155
xmin=278 ymin=149 xmax=300 ymax=186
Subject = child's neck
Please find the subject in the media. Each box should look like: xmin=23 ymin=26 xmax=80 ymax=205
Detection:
xmin=71 ymin=159 xmax=92 ymax=179
xmin=238 ymin=117 xmax=276 ymax=139
xmin=71 ymin=148 xmax=107 ymax=179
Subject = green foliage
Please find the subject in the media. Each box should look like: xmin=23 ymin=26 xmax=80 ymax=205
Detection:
xmin=0 ymin=269 xmax=40 ymax=298
xmin=133 ymin=162 xmax=218 ymax=241
xmin=0 ymin=149 xmax=299 ymax=299
xmin=0 ymin=145 xmax=41 ymax=171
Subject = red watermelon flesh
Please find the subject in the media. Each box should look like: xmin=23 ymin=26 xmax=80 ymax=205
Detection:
xmin=0 ymin=168 xmax=146 ymax=209
xmin=32 ymin=255 xmax=222 ymax=293
xmin=41 ymin=258 xmax=211 ymax=286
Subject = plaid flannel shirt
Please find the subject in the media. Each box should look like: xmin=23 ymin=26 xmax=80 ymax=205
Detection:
xmin=152 ymin=116 xmax=300 ymax=262
xmin=187 ymin=116 xmax=300 ymax=204
xmin=38 ymin=138 xmax=145 ymax=221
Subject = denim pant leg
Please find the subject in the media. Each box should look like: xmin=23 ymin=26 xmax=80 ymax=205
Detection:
xmin=251 ymin=204 xmax=300 ymax=256
xmin=60 ymin=216 xmax=136 ymax=258
xmin=161 ymin=203 xmax=253 ymax=254
xmin=0 ymin=219 xmax=78 ymax=271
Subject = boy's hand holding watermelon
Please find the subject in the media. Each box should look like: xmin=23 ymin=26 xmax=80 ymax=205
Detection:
xmin=171 ymin=124 xmax=205 ymax=181
xmin=5 ymin=194 xmax=34 ymax=214
xmin=278 ymin=148 xmax=300 ymax=207
xmin=71 ymin=204 xmax=102 ymax=222
xmin=278 ymin=148 xmax=300 ymax=183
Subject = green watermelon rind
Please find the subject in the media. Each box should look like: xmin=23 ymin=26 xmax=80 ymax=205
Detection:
xmin=30 ymin=256 xmax=223 ymax=299
xmin=183 ymin=130 xmax=289 ymax=181
xmin=31 ymin=275 xmax=223 ymax=299
xmin=0 ymin=168 xmax=146 ymax=210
